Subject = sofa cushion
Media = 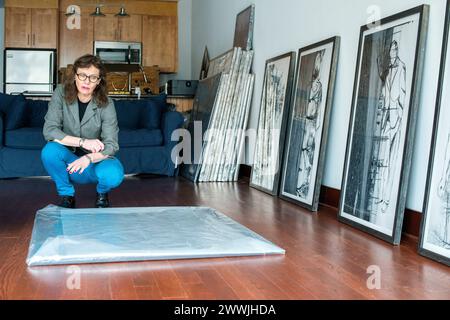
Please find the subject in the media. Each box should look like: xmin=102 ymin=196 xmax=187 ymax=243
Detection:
xmin=114 ymin=99 xmax=145 ymax=129
xmin=114 ymin=94 xmax=167 ymax=130
xmin=4 ymin=127 xmax=46 ymax=149
xmin=0 ymin=92 xmax=16 ymax=113
xmin=148 ymin=93 xmax=168 ymax=113
xmin=25 ymin=99 xmax=48 ymax=128
xmin=140 ymin=94 xmax=168 ymax=130
xmin=1 ymin=94 xmax=27 ymax=130
xmin=118 ymin=128 xmax=163 ymax=147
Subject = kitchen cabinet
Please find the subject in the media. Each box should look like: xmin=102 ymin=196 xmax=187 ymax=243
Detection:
xmin=142 ymin=15 xmax=178 ymax=73
xmin=5 ymin=7 xmax=58 ymax=48
xmin=94 ymin=14 xmax=142 ymax=42
xmin=59 ymin=12 xmax=94 ymax=68
xmin=117 ymin=14 xmax=142 ymax=42
xmin=4 ymin=7 xmax=30 ymax=48
xmin=93 ymin=14 xmax=117 ymax=41
xmin=32 ymin=9 xmax=59 ymax=48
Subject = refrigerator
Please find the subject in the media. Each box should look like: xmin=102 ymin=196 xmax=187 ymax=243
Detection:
xmin=3 ymin=49 xmax=57 ymax=96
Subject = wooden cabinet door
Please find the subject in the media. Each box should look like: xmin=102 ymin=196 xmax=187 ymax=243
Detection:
xmin=142 ymin=15 xmax=178 ymax=73
xmin=94 ymin=14 xmax=119 ymax=41
xmin=5 ymin=7 xmax=32 ymax=48
xmin=31 ymin=8 xmax=58 ymax=48
xmin=118 ymin=14 xmax=142 ymax=42
xmin=59 ymin=12 xmax=94 ymax=68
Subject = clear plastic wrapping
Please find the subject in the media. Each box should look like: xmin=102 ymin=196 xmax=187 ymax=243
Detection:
xmin=26 ymin=205 xmax=285 ymax=266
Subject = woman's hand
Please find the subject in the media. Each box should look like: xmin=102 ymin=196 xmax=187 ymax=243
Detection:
xmin=81 ymin=139 xmax=104 ymax=153
xmin=67 ymin=156 xmax=91 ymax=174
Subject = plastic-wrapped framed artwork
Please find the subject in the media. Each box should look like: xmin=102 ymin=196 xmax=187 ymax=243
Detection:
xmin=26 ymin=205 xmax=285 ymax=266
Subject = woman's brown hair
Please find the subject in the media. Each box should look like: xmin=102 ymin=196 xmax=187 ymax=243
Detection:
xmin=64 ymin=54 xmax=109 ymax=107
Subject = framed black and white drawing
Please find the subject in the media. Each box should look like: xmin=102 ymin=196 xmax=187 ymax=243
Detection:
xmin=419 ymin=1 xmax=450 ymax=266
xmin=279 ymin=37 xmax=340 ymax=211
xmin=339 ymin=5 xmax=429 ymax=245
xmin=250 ymin=52 xmax=296 ymax=195
xmin=233 ymin=4 xmax=255 ymax=51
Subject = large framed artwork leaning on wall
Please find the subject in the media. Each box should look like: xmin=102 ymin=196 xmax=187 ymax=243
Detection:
xmin=180 ymin=74 xmax=222 ymax=182
xmin=339 ymin=5 xmax=429 ymax=245
xmin=419 ymin=0 xmax=450 ymax=266
xmin=279 ymin=37 xmax=340 ymax=211
xmin=250 ymin=52 xmax=296 ymax=196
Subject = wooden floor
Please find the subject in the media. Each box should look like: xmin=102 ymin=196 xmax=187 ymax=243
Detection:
xmin=0 ymin=175 xmax=449 ymax=300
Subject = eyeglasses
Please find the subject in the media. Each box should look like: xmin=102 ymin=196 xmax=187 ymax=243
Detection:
xmin=76 ymin=73 xmax=101 ymax=83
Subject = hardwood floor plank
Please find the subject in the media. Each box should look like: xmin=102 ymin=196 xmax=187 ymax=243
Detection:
xmin=135 ymin=284 xmax=163 ymax=299
xmin=25 ymin=265 xmax=68 ymax=300
xmin=0 ymin=238 xmax=26 ymax=299
xmin=151 ymin=261 xmax=188 ymax=299
xmin=252 ymin=258 xmax=318 ymax=300
xmin=213 ymin=261 xmax=261 ymax=300
xmin=169 ymin=261 xmax=217 ymax=299
xmin=194 ymin=267 xmax=239 ymax=300
xmin=108 ymin=264 xmax=139 ymax=300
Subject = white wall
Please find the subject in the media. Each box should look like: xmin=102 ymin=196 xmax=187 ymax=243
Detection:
xmin=160 ymin=0 xmax=192 ymax=85
xmin=191 ymin=0 xmax=447 ymax=212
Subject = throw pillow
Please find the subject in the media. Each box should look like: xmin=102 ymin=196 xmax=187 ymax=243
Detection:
xmin=0 ymin=92 xmax=16 ymax=114
xmin=25 ymin=99 xmax=49 ymax=128
xmin=4 ymin=94 xmax=27 ymax=130
xmin=113 ymin=99 xmax=145 ymax=129
xmin=141 ymin=94 xmax=167 ymax=130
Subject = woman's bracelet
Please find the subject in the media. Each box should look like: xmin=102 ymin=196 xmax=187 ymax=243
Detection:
xmin=84 ymin=154 xmax=93 ymax=164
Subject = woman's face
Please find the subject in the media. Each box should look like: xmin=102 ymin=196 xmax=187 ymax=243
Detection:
xmin=74 ymin=65 xmax=101 ymax=97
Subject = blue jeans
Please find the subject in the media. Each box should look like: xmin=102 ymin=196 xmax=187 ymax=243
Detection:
xmin=41 ymin=142 xmax=124 ymax=196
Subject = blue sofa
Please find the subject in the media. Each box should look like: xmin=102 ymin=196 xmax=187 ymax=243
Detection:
xmin=0 ymin=92 xmax=184 ymax=178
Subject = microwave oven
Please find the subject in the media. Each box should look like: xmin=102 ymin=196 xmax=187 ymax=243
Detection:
xmin=94 ymin=41 xmax=142 ymax=65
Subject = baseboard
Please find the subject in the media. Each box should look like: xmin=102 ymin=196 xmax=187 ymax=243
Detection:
xmin=239 ymin=164 xmax=252 ymax=179
xmin=319 ymin=186 xmax=421 ymax=238
xmin=239 ymin=165 xmax=421 ymax=238
xmin=399 ymin=208 xmax=422 ymax=238
xmin=319 ymin=185 xmax=340 ymax=209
